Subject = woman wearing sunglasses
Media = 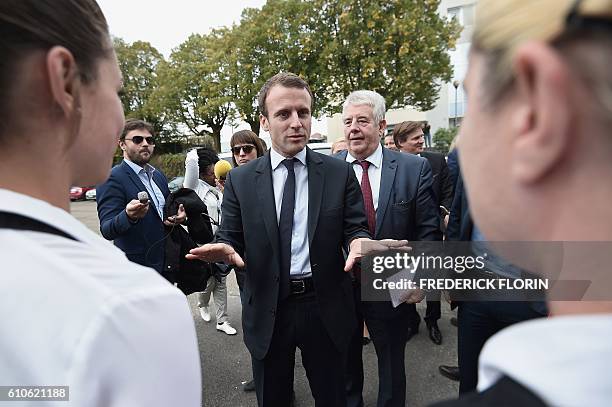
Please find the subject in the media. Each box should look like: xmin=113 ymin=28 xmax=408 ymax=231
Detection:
xmin=230 ymin=129 xmax=266 ymax=167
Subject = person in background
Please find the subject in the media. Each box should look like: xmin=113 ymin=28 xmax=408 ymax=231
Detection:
xmin=184 ymin=147 xmax=237 ymax=335
xmin=394 ymin=121 xmax=454 ymax=345
xmin=338 ymin=90 xmax=440 ymax=407
xmin=97 ymin=119 xmax=187 ymax=279
xmin=331 ymin=138 xmax=348 ymax=155
xmin=383 ymin=133 xmax=398 ymax=151
xmin=230 ymin=130 xmax=266 ymax=168
xmin=0 ymin=1 xmax=200 ymax=405
xmin=423 ymin=122 xmax=432 ymax=148
xmin=434 ymin=0 xmax=612 ymax=404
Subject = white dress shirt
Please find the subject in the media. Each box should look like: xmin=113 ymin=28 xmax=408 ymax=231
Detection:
xmin=270 ymin=147 xmax=311 ymax=278
xmin=124 ymin=158 xmax=166 ymax=219
xmin=0 ymin=189 xmax=201 ymax=407
xmin=478 ymin=314 xmax=612 ymax=407
xmin=345 ymin=143 xmax=383 ymax=210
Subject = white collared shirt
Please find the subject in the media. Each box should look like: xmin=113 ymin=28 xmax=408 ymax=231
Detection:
xmin=270 ymin=147 xmax=311 ymax=278
xmin=345 ymin=143 xmax=383 ymax=211
xmin=478 ymin=314 xmax=612 ymax=407
xmin=124 ymin=158 xmax=166 ymax=219
xmin=0 ymin=189 xmax=201 ymax=407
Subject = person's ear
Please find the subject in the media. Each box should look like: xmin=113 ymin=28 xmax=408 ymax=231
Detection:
xmin=510 ymin=42 xmax=573 ymax=184
xmin=119 ymin=139 xmax=126 ymax=151
xmin=46 ymin=46 xmax=80 ymax=118
xmin=260 ymin=114 xmax=270 ymax=132
xmin=378 ymin=119 xmax=387 ymax=136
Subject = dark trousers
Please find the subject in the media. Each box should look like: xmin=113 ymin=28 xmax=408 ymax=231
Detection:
xmin=345 ymin=283 xmax=411 ymax=407
xmin=366 ymin=312 xmax=411 ymax=407
xmin=457 ymin=301 xmax=547 ymax=393
xmin=425 ymin=292 xmax=442 ymax=325
xmin=405 ymin=293 xmax=441 ymax=329
xmin=252 ymin=293 xmax=346 ymax=407
xmin=345 ymin=282 xmax=364 ymax=407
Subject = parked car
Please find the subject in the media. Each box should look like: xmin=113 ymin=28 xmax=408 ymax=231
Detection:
xmin=85 ymin=189 xmax=96 ymax=201
xmin=69 ymin=186 xmax=94 ymax=201
xmin=168 ymin=176 xmax=185 ymax=193
xmin=308 ymin=142 xmax=332 ymax=156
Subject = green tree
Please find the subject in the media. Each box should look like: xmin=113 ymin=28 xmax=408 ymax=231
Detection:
xmin=224 ymin=0 xmax=323 ymax=134
xmin=433 ymin=126 xmax=458 ymax=154
xmin=149 ymin=34 xmax=233 ymax=152
xmin=113 ymin=38 xmax=173 ymax=139
xmin=312 ymin=0 xmax=460 ymax=114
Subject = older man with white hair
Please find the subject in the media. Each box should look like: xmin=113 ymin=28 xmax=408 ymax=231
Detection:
xmin=337 ymin=90 xmax=441 ymax=407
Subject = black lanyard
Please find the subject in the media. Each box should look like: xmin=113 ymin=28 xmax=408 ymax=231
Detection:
xmin=0 ymin=211 xmax=78 ymax=241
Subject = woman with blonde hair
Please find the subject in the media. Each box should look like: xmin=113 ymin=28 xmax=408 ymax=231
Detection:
xmin=433 ymin=0 xmax=612 ymax=405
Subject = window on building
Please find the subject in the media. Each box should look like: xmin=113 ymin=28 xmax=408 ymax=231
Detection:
xmin=447 ymin=4 xmax=475 ymax=27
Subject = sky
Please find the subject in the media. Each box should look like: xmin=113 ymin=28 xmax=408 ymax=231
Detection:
xmin=98 ymin=0 xmax=267 ymax=57
xmin=97 ymin=0 xmax=328 ymax=148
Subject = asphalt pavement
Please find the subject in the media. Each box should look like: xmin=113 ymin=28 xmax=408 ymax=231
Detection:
xmin=71 ymin=200 xmax=459 ymax=406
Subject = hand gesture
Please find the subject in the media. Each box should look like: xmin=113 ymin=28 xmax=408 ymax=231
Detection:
xmin=186 ymin=243 xmax=245 ymax=268
xmin=344 ymin=238 xmax=411 ymax=272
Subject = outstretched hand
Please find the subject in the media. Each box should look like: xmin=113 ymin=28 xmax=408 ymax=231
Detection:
xmin=186 ymin=243 xmax=244 ymax=268
xmin=344 ymin=238 xmax=411 ymax=272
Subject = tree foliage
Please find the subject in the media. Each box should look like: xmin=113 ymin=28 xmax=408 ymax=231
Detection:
xmin=115 ymin=0 xmax=460 ymax=144
xmin=433 ymin=125 xmax=458 ymax=154
xmin=312 ymin=0 xmax=460 ymax=115
xmin=149 ymin=34 xmax=233 ymax=152
xmin=224 ymin=0 xmax=322 ymax=134
xmin=113 ymin=38 xmax=173 ymax=139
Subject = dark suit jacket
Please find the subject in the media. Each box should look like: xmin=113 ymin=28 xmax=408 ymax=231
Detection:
xmin=338 ymin=148 xmax=442 ymax=318
xmin=216 ymin=147 xmax=370 ymax=360
xmin=446 ymin=148 xmax=459 ymax=192
xmin=96 ymin=160 xmax=170 ymax=274
xmin=421 ymin=151 xmax=454 ymax=212
xmin=447 ymin=174 xmax=473 ymax=242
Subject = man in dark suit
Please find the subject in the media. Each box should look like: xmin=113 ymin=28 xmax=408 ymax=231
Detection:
xmin=338 ymin=90 xmax=441 ymax=407
xmin=442 ymin=174 xmax=546 ymax=394
xmin=97 ymin=119 xmax=185 ymax=279
xmin=188 ymin=74 xmax=406 ymax=407
xmin=394 ymin=121 xmax=454 ymax=345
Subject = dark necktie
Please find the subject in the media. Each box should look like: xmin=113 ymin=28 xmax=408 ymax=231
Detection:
xmin=278 ymin=158 xmax=296 ymax=300
xmin=358 ymin=160 xmax=376 ymax=236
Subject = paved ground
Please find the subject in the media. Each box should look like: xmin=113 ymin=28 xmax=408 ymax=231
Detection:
xmin=71 ymin=200 xmax=459 ymax=406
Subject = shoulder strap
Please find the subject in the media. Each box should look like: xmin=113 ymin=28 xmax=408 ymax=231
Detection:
xmin=0 ymin=211 xmax=78 ymax=241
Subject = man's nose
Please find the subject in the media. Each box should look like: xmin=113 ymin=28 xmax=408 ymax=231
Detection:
xmin=289 ymin=111 xmax=303 ymax=128
xmin=348 ymin=119 xmax=359 ymax=132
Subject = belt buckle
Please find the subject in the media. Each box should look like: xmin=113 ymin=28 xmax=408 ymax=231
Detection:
xmin=291 ymin=279 xmax=306 ymax=295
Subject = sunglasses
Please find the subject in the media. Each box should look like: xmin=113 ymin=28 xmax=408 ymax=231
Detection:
xmin=124 ymin=136 xmax=155 ymax=145
xmin=231 ymin=144 xmax=255 ymax=155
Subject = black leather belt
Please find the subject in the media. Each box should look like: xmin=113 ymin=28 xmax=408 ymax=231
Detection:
xmin=289 ymin=277 xmax=314 ymax=295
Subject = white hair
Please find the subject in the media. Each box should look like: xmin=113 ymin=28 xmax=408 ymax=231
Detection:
xmin=342 ymin=90 xmax=386 ymax=125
